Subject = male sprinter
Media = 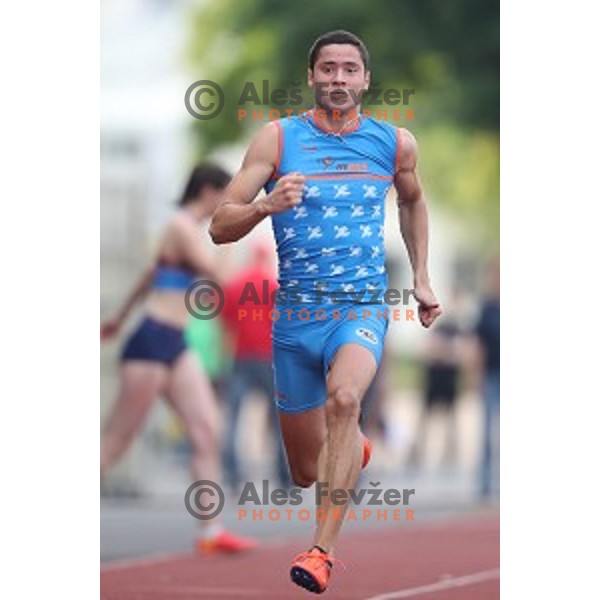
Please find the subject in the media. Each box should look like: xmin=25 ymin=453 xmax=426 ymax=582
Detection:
xmin=210 ymin=30 xmax=441 ymax=593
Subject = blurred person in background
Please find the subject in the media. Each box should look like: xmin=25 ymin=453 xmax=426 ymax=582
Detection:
xmin=408 ymin=290 xmax=466 ymax=470
xmin=220 ymin=240 xmax=292 ymax=491
xmin=359 ymin=340 xmax=390 ymax=444
xmin=168 ymin=315 xmax=230 ymax=460
xmin=474 ymin=258 xmax=500 ymax=500
xmin=100 ymin=163 xmax=256 ymax=553
xmin=186 ymin=314 xmax=230 ymax=401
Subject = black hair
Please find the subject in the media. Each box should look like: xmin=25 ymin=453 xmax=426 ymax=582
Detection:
xmin=308 ymin=30 xmax=370 ymax=71
xmin=179 ymin=163 xmax=231 ymax=206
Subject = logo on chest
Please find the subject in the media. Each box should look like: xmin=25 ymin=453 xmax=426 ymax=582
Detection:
xmin=318 ymin=157 xmax=369 ymax=172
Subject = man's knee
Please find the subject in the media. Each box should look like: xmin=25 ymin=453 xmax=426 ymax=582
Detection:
xmin=326 ymin=386 xmax=361 ymax=419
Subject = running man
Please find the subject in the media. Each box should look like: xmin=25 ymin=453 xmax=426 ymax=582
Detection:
xmin=101 ymin=164 xmax=255 ymax=554
xmin=210 ymin=31 xmax=441 ymax=592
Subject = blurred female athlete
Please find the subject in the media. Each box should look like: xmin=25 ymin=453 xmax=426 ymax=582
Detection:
xmin=101 ymin=164 xmax=255 ymax=553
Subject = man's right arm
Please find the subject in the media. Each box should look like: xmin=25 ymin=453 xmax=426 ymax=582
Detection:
xmin=209 ymin=122 xmax=305 ymax=244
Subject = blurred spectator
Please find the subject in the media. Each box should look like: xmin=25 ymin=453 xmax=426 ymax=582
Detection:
xmin=360 ymin=346 xmax=389 ymax=442
xmin=220 ymin=241 xmax=291 ymax=490
xmin=408 ymin=309 xmax=465 ymax=469
xmin=474 ymin=258 xmax=500 ymax=499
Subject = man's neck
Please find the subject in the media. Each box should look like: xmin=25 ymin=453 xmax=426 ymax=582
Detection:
xmin=311 ymin=106 xmax=362 ymax=134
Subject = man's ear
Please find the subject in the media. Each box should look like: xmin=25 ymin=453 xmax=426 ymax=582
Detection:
xmin=307 ymin=68 xmax=314 ymax=89
xmin=364 ymin=70 xmax=371 ymax=92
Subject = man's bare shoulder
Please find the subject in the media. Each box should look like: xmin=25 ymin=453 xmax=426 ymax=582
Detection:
xmin=256 ymin=120 xmax=280 ymax=143
xmin=245 ymin=121 xmax=280 ymax=163
xmin=397 ymin=127 xmax=418 ymax=168
xmin=398 ymin=127 xmax=418 ymax=152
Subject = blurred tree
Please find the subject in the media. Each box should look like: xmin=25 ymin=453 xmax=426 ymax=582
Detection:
xmin=186 ymin=0 xmax=499 ymax=244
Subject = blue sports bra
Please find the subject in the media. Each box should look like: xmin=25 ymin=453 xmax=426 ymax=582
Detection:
xmin=153 ymin=263 xmax=197 ymax=291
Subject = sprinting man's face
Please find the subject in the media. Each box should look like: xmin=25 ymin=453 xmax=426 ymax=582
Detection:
xmin=308 ymin=44 xmax=370 ymax=114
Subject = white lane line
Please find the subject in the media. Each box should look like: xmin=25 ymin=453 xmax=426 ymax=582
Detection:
xmin=363 ymin=568 xmax=500 ymax=600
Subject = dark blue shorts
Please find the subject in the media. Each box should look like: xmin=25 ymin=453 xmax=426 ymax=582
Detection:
xmin=272 ymin=305 xmax=389 ymax=413
xmin=121 ymin=317 xmax=187 ymax=366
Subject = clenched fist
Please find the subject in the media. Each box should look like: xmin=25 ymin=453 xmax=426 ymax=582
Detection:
xmin=261 ymin=173 xmax=306 ymax=215
xmin=413 ymin=285 xmax=442 ymax=329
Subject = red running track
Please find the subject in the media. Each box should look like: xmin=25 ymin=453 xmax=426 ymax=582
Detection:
xmin=101 ymin=513 xmax=499 ymax=599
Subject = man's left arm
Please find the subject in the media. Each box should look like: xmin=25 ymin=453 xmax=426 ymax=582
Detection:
xmin=394 ymin=128 xmax=442 ymax=328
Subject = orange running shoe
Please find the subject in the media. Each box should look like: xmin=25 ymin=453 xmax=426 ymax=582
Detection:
xmin=290 ymin=547 xmax=344 ymax=594
xmin=361 ymin=432 xmax=372 ymax=469
xmin=197 ymin=530 xmax=258 ymax=554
